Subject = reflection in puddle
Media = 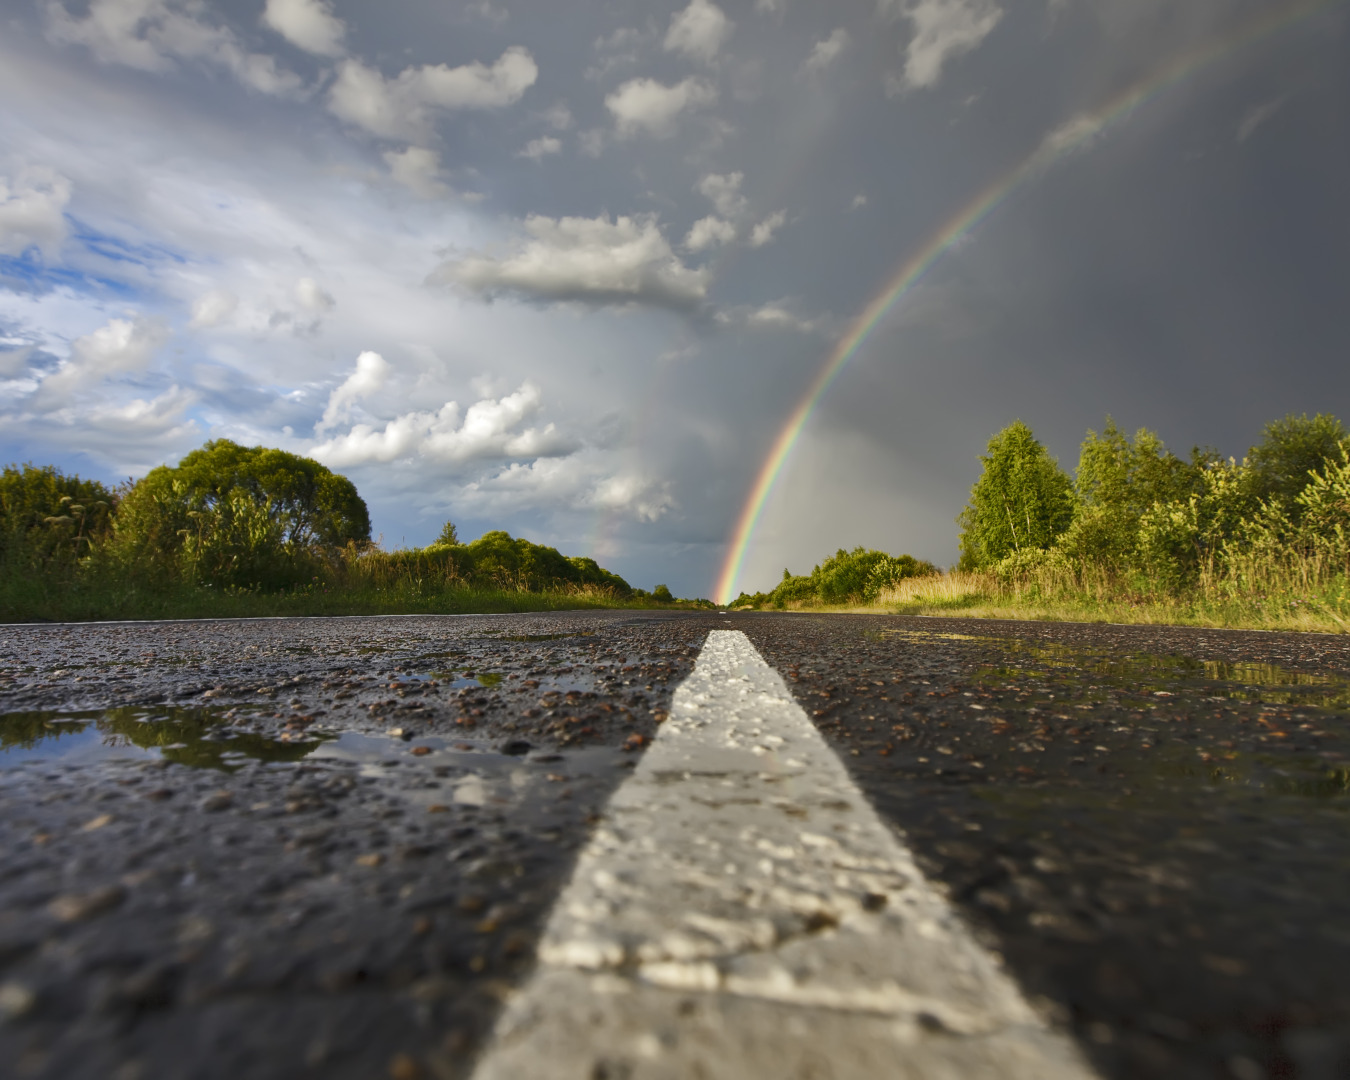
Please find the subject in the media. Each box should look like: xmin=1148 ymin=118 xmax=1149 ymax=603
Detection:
xmin=924 ymin=636 xmax=1350 ymax=803
xmin=500 ymin=633 xmax=588 ymax=642
xmin=0 ymin=707 xmax=331 ymax=771
xmin=1135 ymin=748 xmax=1350 ymax=801
xmin=310 ymin=732 xmax=625 ymax=814
xmin=877 ymin=629 xmax=985 ymax=643
xmin=973 ymin=637 xmax=1350 ymax=711
xmin=408 ymin=671 xmax=504 ymax=688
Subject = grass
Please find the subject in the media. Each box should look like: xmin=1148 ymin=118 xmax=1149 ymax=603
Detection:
xmin=0 ymin=573 xmax=691 ymax=624
xmin=848 ymin=570 xmax=1350 ymax=634
xmin=734 ymin=557 xmax=1350 ymax=634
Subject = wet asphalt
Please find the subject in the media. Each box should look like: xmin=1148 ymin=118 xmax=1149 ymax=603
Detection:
xmin=1 ymin=610 xmax=1349 ymax=1080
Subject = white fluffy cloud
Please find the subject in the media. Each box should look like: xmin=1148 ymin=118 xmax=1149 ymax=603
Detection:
xmin=664 ymin=0 xmax=734 ymax=64
xmin=696 ymin=172 xmax=747 ymax=218
xmin=463 ymin=456 xmax=674 ymax=523
xmin=749 ymin=209 xmax=786 ymax=247
xmin=316 ymin=349 xmax=388 ymax=433
xmin=36 ymin=314 xmax=168 ymax=406
xmin=431 ymin=214 xmax=710 ymax=310
xmin=605 ymin=77 xmax=716 ymax=138
xmin=744 ymin=301 xmax=815 ymax=331
xmin=804 ymin=28 xmax=849 ymax=73
xmin=519 ymin=136 xmax=562 ymax=160
xmin=889 ymin=0 xmax=1003 ymax=90
xmin=46 ymin=0 xmax=301 ymax=95
xmin=261 ymin=0 xmax=345 ymax=58
xmin=716 ymin=300 xmax=819 ymax=333
xmin=328 ymin=47 xmax=539 ymax=140
xmin=1039 ymin=113 xmax=1105 ymax=157
xmin=0 ymin=168 xmax=72 ymax=258
xmin=684 ymin=215 xmax=736 ymax=252
xmin=383 ymin=146 xmax=449 ymax=198
xmin=310 ymin=382 xmax=573 ymax=467
xmin=83 ymin=385 xmax=195 ymax=440
xmin=188 ymin=289 xmax=238 ymax=329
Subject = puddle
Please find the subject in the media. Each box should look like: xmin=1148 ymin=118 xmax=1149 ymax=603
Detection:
xmin=499 ymin=633 xmax=591 ymax=642
xmin=973 ymin=639 xmax=1350 ymax=711
xmin=412 ymin=672 xmax=503 ymax=689
xmin=875 ymin=629 xmax=986 ymax=643
xmin=1131 ymin=746 xmax=1350 ymax=802
xmin=0 ymin=707 xmax=629 ymax=810
xmin=0 ymin=707 xmax=331 ymax=772
xmin=311 ymin=732 xmax=626 ymax=813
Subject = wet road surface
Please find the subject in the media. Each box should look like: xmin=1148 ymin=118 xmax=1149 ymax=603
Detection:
xmin=741 ymin=614 xmax=1350 ymax=1080
xmin=1 ymin=611 xmax=1348 ymax=1079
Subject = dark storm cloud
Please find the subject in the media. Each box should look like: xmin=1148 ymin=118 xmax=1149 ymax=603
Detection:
xmin=0 ymin=0 xmax=1346 ymax=597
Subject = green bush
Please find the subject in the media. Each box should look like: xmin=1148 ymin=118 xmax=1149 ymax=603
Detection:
xmin=0 ymin=464 xmax=115 ymax=581
xmin=752 ymin=548 xmax=936 ymax=608
xmin=771 ymin=569 xmax=816 ymax=607
xmin=652 ymin=584 xmax=674 ymax=602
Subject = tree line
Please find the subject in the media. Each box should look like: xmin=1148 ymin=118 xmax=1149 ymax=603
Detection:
xmin=733 ymin=547 xmax=938 ymax=608
xmin=957 ymin=413 xmax=1350 ymax=598
xmin=1 ymin=439 xmax=636 ymax=619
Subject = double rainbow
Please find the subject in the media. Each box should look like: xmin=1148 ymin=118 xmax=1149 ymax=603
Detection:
xmin=713 ymin=0 xmax=1340 ymax=605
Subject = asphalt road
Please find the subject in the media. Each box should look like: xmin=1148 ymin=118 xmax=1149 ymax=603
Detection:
xmin=1 ymin=611 xmax=1348 ymax=1079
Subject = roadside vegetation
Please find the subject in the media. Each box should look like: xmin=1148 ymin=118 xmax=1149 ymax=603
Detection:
xmin=730 ymin=546 xmax=938 ymax=609
xmin=0 ymin=440 xmax=708 ymax=622
xmin=733 ymin=412 xmax=1350 ymax=633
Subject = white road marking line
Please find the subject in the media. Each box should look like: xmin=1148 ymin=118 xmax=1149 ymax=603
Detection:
xmin=471 ymin=630 xmax=1100 ymax=1079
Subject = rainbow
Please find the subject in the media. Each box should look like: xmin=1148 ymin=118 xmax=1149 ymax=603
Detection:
xmin=713 ymin=0 xmax=1342 ymax=605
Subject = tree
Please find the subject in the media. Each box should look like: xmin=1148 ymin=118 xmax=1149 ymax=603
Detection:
xmin=1060 ymin=418 xmax=1195 ymax=570
xmin=432 ymin=521 xmax=460 ymax=547
xmin=451 ymin=530 xmax=631 ymax=594
xmin=652 ymin=584 xmax=674 ymax=602
xmin=112 ymin=440 xmax=370 ymax=588
xmin=957 ymin=421 xmax=1075 ymax=570
xmin=1244 ymin=413 xmax=1347 ymax=520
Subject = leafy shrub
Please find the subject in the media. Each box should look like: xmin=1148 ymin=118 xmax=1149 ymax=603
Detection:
xmin=756 ymin=548 xmax=935 ymax=607
xmin=443 ymin=530 xmax=631 ymax=594
xmin=864 ymin=553 xmax=938 ymax=600
xmin=810 ymin=547 xmax=894 ymax=603
xmin=771 ymin=569 xmax=816 ymax=607
xmin=1294 ymin=444 xmax=1350 ymax=569
xmin=652 ymin=584 xmax=674 ymax=602
xmin=0 ymin=464 xmax=115 ymax=580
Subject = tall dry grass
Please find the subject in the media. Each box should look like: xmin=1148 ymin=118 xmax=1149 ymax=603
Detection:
xmin=873 ymin=570 xmax=993 ymax=607
xmin=864 ymin=556 xmax=1350 ymax=634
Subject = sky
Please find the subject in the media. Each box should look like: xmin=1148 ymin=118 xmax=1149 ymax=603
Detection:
xmin=1 ymin=0 xmax=1347 ymax=601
